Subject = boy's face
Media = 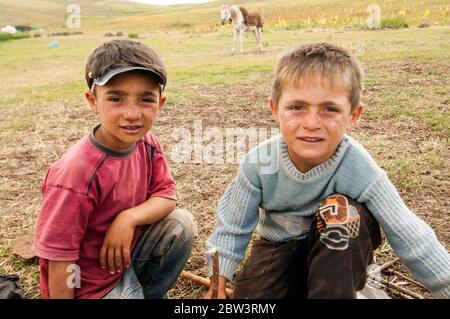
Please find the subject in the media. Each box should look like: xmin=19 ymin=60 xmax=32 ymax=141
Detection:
xmin=85 ymin=71 xmax=166 ymax=150
xmin=269 ymin=76 xmax=363 ymax=173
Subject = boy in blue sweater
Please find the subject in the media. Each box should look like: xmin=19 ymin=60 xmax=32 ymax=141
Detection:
xmin=204 ymin=43 xmax=449 ymax=299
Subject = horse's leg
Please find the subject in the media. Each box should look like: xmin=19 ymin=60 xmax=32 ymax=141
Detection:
xmin=239 ymin=27 xmax=244 ymax=53
xmin=232 ymin=27 xmax=237 ymax=55
xmin=252 ymin=29 xmax=259 ymax=52
xmin=257 ymin=27 xmax=263 ymax=52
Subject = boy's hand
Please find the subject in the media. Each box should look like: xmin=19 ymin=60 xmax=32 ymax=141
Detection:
xmin=99 ymin=197 xmax=175 ymax=274
xmin=203 ymin=276 xmax=229 ymax=299
xmin=99 ymin=210 xmax=137 ymax=274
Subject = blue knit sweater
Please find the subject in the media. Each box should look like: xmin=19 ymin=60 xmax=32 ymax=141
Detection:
xmin=205 ymin=134 xmax=450 ymax=298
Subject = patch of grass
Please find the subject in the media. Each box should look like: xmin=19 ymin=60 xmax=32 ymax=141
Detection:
xmin=422 ymin=141 xmax=446 ymax=168
xmin=383 ymin=88 xmax=449 ymax=135
xmin=0 ymin=118 xmax=35 ymax=130
xmin=381 ymin=16 xmax=409 ymax=29
xmin=384 ymin=156 xmax=437 ymax=192
xmin=0 ymin=245 xmax=40 ymax=299
xmin=170 ymin=22 xmax=194 ymax=29
xmin=432 ymin=87 xmax=450 ymax=95
xmin=0 ymin=32 xmax=31 ymax=42
xmin=1 ymin=81 xmax=86 ymax=105
xmin=50 ymin=31 xmax=84 ymax=36
xmin=369 ymin=133 xmax=448 ymax=193
xmin=164 ymin=86 xmax=200 ymax=106
xmin=172 ymin=62 xmax=272 ymax=86
xmin=273 ymin=18 xmax=310 ymax=31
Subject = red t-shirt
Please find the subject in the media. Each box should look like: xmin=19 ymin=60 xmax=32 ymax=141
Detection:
xmin=32 ymin=129 xmax=176 ymax=299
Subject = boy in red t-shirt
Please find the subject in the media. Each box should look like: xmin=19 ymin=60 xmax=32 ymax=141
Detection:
xmin=32 ymin=40 xmax=196 ymax=299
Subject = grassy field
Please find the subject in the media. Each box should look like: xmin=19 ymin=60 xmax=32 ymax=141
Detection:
xmin=0 ymin=0 xmax=449 ymax=33
xmin=0 ymin=1 xmax=449 ymax=299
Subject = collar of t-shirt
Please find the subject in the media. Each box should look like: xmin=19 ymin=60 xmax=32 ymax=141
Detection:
xmin=89 ymin=124 xmax=137 ymax=158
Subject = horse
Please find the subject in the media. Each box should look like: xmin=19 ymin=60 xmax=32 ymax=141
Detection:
xmin=220 ymin=4 xmax=265 ymax=54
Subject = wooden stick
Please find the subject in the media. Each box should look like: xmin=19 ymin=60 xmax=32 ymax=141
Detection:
xmin=375 ymin=282 xmax=413 ymax=299
xmin=388 ymin=287 xmax=414 ymax=299
xmin=384 ymin=269 xmax=427 ymax=290
xmin=368 ymin=257 xmax=400 ymax=276
xmin=209 ymin=248 xmax=219 ymax=299
xmin=368 ymin=274 xmax=425 ymax=299
xmin=180 ymin=271 xmax=233 ymax=298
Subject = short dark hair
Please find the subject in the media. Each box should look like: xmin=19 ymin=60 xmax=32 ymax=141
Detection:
xmin=85 ymin=40 xmax=167 ymax=91
xmin=271 ymin=42 xmax=365 ymax=111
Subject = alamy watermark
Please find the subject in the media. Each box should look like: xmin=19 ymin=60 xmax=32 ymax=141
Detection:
xmin=66 ymin=4 xmax=81 ymax=29
xmin=66 ymin=264 xmax=81 ymax=289
xmin=170 ymin=120 xmax=280 ymax=174
xmin=367 ymin=4 xmax=381 ymax=29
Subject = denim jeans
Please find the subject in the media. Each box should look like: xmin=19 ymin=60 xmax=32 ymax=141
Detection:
xmin=103 ymin=208 xmax=196 ymax=299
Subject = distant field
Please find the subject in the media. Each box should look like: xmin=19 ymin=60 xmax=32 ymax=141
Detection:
xmin=0 ymin=22 xmax=449 ymax=298
xmin=0 ymin=0 xmax=448 ymax=33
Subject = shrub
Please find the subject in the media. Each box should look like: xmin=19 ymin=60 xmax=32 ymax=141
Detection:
xmin=381 ymin=16 xmax=409 ymax=29
xmin=170 ymin=22 xmax=193 ymax=28
xmin=50 ymin=31 xmax=83 ymax=36
xmin=128 ymin=32 xmax=138 ymax=39
xmin=0 ymin=32 xmax=32 ymax=42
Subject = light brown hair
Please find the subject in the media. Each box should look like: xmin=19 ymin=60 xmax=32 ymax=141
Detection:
xmin=85 ymin=40 xmax=167 ymax=92
xmin=271 ymin=42 xmax=365 ymax=111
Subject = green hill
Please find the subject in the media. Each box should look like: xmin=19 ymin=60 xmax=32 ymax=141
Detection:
xmin=0 ymin=0 xmax=448 ymax=33
xmin=0 ymin=0 xmax=156 ymax=27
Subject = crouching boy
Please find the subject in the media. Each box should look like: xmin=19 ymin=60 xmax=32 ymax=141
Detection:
xmin=33 ymin=40 xmax=196 ymax=299
xmin=204 ymin=43 xmax=450 ymax=299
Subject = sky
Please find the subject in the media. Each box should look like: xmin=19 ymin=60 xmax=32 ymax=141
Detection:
xmin=129 ymin=0 xmax=211 ymax=5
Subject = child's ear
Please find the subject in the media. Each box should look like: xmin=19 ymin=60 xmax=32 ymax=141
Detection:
xmin=158 ymin=95 xmax=167 ymax=109
xmin=348 ymin=104 xmax=364 ymax=131
xmin=85 ymin=90 xmax=98 ymax=114
xmin=268 ymin=98 xmax=280 ymax=126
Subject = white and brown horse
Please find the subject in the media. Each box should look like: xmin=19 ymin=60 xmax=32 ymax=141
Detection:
xmin=220 ymin=4 xmax=265 ymax=54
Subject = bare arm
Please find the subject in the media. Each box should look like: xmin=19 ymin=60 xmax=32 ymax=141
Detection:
xmin=125 ymin=196 xmax=176 ymax=227
xmin=48 ymin=260 xmax=76 ymax=299
xmin=99 ymin=196 xmax=176 ymax=274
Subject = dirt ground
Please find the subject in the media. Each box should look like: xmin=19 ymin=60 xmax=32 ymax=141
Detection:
xmin=0 ymin=59 xmax=448 ymax=299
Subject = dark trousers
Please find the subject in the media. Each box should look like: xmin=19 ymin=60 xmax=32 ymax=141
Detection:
xmin=232 ymin=194 xmax=382 ymax=299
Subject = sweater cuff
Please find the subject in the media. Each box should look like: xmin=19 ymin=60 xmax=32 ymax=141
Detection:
xmin=433 ymin=285 xmax=450 ymax=299
xmin=208 ymin=255 xmax=240 ymax=282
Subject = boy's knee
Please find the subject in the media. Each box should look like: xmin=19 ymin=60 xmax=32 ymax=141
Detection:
xmin=307 ymin=194 xmax=382 ymax=297
xmin=165 ymin=208 xmax=197 ymax=243
xmin=314 ymin=194 xmax=381 ymax=251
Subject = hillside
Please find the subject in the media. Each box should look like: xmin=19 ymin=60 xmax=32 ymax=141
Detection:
xmin=0 ymin=0 xmax=448 ymax=33
xmin=0 ymin=0 xmax=160 ymax=28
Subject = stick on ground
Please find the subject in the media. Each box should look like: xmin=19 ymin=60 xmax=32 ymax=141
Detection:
xmin=368 ymin=274 xmax=425 ymax=299
xmin=180 ymin=271 xmax=233 ymax=298
xmin=368 ymin=257 xmax=400 ymax=276
xmin=384 ymin=269 xmax=426 ymax=290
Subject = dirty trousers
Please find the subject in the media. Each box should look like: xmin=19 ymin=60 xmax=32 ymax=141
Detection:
xmin=103 ymin=208 xmax=196 ymax=299
xmin=232 ymin=194 xmax=382 ymax=299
